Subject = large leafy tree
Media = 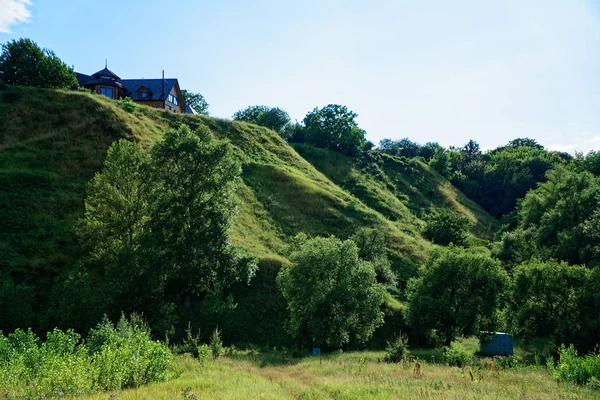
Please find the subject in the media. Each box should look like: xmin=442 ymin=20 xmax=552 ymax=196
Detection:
xmin=302 ymin=104 xmax=366 ymax=157
xmin=507 ymin=259 xmax=592 ymax=347
xmin=181 ymin=90 xmax=209 ymax=115
xmin=407 ymin=248 xmax=507 ymax=346
xmin=233 ymin=105 xmax=291 ymax=135
xmin=277 ymin=235 xmax=385 ymax=348
xmin=74 ymin=125 xmax=256 ymax=332
xmin=0 ymin=38 xmax=77 ymax=89
xmin=498 ymin=166 xmax=600 ymax=266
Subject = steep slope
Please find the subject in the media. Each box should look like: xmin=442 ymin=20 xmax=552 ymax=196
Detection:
xmin=0 ymin=86 xmax=499 ymax=329
xmin=293 ymin=144 xmax=500 ymax=241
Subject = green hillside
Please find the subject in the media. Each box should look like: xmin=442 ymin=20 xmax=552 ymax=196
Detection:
xmin=0 ymin=86 xmax=499 ymax=330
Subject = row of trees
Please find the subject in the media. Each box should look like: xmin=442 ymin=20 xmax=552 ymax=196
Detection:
xmin=233 ymin=104 xmax=368 ymax=156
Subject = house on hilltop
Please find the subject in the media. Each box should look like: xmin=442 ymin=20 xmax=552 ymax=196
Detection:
xmin=75 ymin=66 xmax=194 ymax=114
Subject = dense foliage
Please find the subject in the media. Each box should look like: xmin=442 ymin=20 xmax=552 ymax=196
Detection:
xmin=422 ymin=208 xmax=470 ymax=246
xmin=0 ymin=38 xmax=77 ymax=89
xmin=233 ymin=105 xmax=291 ymax=134
xmin=300 ymin=104 xmax=367 ymax=156
xmin=69 ymin=125 xmax=256 ymax=334
xmin=277 ymin=235 xmax=385 ymax=348
xmin=497 ymin=166 xmax=600 ymax=267
xmin=181 ymin=90 xmax=209 ymax=115
xmin=407 ymin=248 xmax=508 ymax=346
xmin=0 ymin=315 xmax=172 ymax=399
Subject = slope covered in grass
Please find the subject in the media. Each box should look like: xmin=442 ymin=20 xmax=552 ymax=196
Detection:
xmin=293 ymin=144 xmax=500 ymax=241
xmin=0 ymin=86 xmax=498 ymax=331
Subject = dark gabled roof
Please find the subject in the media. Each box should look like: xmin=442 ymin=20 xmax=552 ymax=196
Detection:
xmin=119 ymin=78 xmax=178 ymax=102
xmin=91 ymin=67 xmax=120 ymax=80
xmin=76 ymin=71 xmax=123 ymax=88
xmin=185 ymin=104 xmax=197 ymax=114
xmin=75 ymin=72 xmax=92 ymax=86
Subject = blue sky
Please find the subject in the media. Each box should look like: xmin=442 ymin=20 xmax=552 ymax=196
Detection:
xmin=2 ymin=0 xmax=600 ymax=153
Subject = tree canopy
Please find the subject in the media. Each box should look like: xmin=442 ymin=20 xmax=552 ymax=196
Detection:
xmin=74 ymin=124 xmax=256 ymax=333
xmin=422 ymin=208 xmax=470 ymax=246
xmin=0 ymin=38 xmax=77 ymax=89
xmin=407 ymin=248 xmax=507 ymax=346
xmin=277 ymin=235 xmax=385 ymax=348
xmin=302 ymin=104 xmax=367 ymax=157
xmin=181 ymin=90 xmax=209 ymax=115
xmin=233 ymin=105 xmax=291 ymax=135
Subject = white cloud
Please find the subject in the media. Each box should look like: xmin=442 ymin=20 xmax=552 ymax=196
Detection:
xmin=0 ymin=0 xmax=32 ymax=33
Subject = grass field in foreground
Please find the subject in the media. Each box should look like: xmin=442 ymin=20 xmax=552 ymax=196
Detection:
xmin=80 ymin=351 xmax=596 ymax=400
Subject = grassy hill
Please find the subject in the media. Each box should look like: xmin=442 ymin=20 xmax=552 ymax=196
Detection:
xmin=0 ymin=85 xmax=499 ymax=330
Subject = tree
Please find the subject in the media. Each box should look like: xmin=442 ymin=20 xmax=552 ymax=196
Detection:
xmin=507 ymin=259 xmax=591 ymax=347
xmin=507 ymin=138 xmax=544 ymax=150
xmin=0 ymin=38 xmax=77 ymax=89
xmin=181 ymin=90 xmax=209 ymax=115
xmin=303 ymin=104 xmax=366 ymax=156
xmin=277 ymin=236 xmax=385 ymax=348
xmin=351 ymin=228 xmax=397 ymax=287
xmin=75 ymin=124 xmax=256 ymax=331
xmin=422 ymin=208 xmax=470 ymax=246
xmin=233 ymin=105 xmax=291 ymax=135
xmin=515 ymin=166 xmax=600 ymax=265
xmin=429 ymin=147 xmax=450 ymax=176
xmin=149 ymin=124 xmax=256 ymax=297
xmin=407 ymin=248 xmax=507 ymax=346
xmin=378 ymin=138 xmax=420 ymax=158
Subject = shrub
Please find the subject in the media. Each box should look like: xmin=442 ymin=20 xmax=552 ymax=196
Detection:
xmin=117 ymin=96 xmax=139 ymax=113
xmin=494 ymin=355 xmax=520 ymax=369
xmin=210 ymin=327 xmax=224 ymax=359
xmin=384 ymin=333 xmax=410 ymax=363
xmin=553 ymin=345 xmax=600 ymax=387
xmin=444 ymin=342 xmax=474 ymax=367
xmin=0 ymin=316 xmax=173 ymax=398
xmin=88 ymin=315 xmax=172 ymax=390
xmin=197 ymin=344 xmax=212 ymax=361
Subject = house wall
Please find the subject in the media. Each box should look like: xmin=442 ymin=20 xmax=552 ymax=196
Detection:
xmin=164 ymin=85 xmax=185 ymax=113
xmin=135 ymin=100 xmax=166 ymax=110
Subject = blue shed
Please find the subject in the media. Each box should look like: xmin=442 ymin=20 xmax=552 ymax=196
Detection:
xmin=480 ymin=332 xmax=514 ymax=356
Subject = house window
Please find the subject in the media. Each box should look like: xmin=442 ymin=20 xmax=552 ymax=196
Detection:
xmin=168 ymin=94 xmax=179 ymax=106
xmin=99 ymin=87 xmax=114 ymax=99
xmin=140 ymin=92 xmax=148 ymax=99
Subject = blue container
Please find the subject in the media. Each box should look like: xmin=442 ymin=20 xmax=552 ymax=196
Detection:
xmin=480 ymin=332 xmax=514 ymax=356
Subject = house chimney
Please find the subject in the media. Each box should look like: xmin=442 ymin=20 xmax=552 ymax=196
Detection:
xmin=161 ymin=70 xmax=165 ymax=97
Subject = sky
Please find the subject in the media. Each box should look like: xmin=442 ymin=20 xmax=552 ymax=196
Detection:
xmin=1 ymin=0 xmax=600 ymax=153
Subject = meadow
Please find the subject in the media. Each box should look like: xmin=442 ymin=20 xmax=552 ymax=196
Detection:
xmin=79 ymin=349 xmax=598 ymax=400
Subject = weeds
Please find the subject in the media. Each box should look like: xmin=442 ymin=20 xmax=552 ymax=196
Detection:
xmin=0 ymin=315 xmax=173 ymax=399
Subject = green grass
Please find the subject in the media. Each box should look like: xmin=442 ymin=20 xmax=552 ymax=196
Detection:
xmin=1 ymin=85 xmax=497 ymax=332
xmin=293 ymin=144 xmax=500 ymax=241
xmin=79 ymin=351 xmax=598 ymax=400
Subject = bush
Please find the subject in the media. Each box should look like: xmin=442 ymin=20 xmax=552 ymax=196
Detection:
xmin=0 ymin=316 xmax=173 ymax=398
xmin=210 ymin=327 xmax=224 ymax=359
xmin=444 ymin=342 xmax=474 ymax=367
xmin=88 ymin=315 xmax=172 ymax=390
xmin=494 ymin=355 xmax=520 ymax=369
xmin=117 ymin=96 xmax=139 ymax=113
xmin=197 ymin=344 xmax=212 ymax=361
xmin=384 ymin=333 xmax=410 ymax=363
xmin=422 ymin=208 xmax=470 ymax=246
xmin=553 ymin=345 xmax=600 ymax=387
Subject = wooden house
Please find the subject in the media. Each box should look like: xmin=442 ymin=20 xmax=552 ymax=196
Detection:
xmin=75 ymin=67 xmax=189 ymax=114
